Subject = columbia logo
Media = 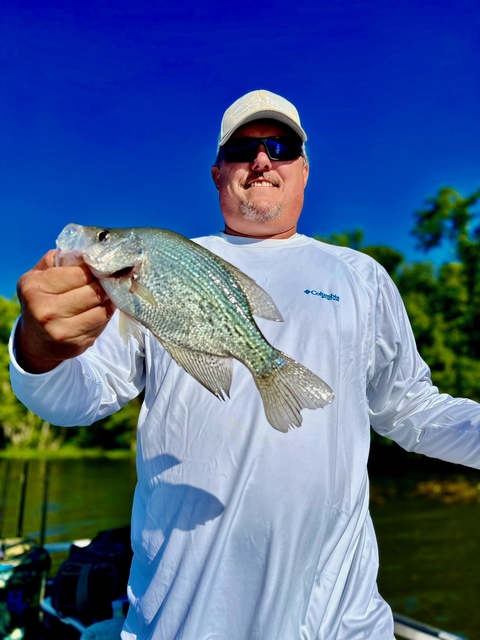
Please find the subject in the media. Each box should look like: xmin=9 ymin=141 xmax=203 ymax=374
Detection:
xmin=304 ymin=290 xmax=340 ymax=302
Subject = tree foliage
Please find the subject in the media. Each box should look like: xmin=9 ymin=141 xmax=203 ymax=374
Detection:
xmin=0 ymin=297 xmax=45 ymax=448
xmin=409 ymin=188 xmax=480 ymax=397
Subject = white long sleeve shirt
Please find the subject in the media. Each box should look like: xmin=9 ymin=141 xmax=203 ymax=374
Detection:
xmin=10 ymin=233 xmax=480 ymax=640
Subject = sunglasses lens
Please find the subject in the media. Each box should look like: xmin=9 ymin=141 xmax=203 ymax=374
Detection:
xmin=222 ymin=139 xmax=260 ymax=162
xmin=221 ymin=137 xmax=302 ymax=162
xmin=265 ymin=138 xmax=302 ymax=160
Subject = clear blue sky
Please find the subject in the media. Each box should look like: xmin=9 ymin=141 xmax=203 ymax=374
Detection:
xmin=1 ymin=0 xmax=479 ymax=298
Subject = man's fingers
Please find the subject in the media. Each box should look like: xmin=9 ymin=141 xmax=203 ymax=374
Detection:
xmin=15 ymin=293 xmax=116 ymax=374
xmin=38 ymin=262 xmax=98 ymax=294
xmin=18 ymin=250 xmax=109 ymax=299
xmin=18 ymin=249 xmax=113 ymax=321
xmin=19 ymin=279 xmax=114 ymax=331
xmin=49 ymin=280 xmax=113 ymax=317
xmin=43 ymin=300 xmax=116 ymax=345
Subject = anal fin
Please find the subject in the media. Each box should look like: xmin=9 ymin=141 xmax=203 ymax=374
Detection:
xmin=160 ymin=340 xmax=233 ymax=400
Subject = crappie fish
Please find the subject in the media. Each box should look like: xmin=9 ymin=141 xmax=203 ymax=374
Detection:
xmin=55 ymin=223 xmax=334 ymax=432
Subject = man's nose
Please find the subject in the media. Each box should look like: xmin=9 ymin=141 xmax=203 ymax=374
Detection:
xmin=251 ymin=145 xmax=272 ymax=171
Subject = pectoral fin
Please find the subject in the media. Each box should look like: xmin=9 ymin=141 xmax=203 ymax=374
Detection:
xmin=118 ymin=311 xmax=145 ymax=346
xmin=130 ymin=279 xmax=157 ymax=307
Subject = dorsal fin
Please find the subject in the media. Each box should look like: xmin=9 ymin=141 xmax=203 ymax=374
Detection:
xmin=215 ymin=257 xmax=284 ymax=322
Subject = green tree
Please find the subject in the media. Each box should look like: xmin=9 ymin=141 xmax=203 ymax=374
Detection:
xmin=413 ymin=186 xmax=480 ymax=357
xmin=0 ymin=297 xmax=48 ymax=447
xmin=0 ymin=294 xmax=139 ymax=450
xmin=412 ymin=187 xmax=480 ymax=398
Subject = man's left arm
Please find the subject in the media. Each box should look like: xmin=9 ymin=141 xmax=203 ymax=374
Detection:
xmin=367 ymin=268 xmax=480 ymax=469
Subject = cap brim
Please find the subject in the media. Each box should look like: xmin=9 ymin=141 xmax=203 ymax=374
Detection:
xmin=219 ymin=110 xmax=307 ymax=146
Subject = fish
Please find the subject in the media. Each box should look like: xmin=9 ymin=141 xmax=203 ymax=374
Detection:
xmin=55 ymin=224 xmax=334 ymax=432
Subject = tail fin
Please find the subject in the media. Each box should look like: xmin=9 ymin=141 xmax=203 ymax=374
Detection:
xmin=253 ymin=353 xmax=334 ymax=432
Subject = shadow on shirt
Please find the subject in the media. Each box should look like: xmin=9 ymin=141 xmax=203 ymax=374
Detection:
xmin=144 ymin=453 xmax=225 ymax=537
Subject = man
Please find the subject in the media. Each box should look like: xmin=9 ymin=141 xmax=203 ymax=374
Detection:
xmin=10 ymin=90 xmax=480 ymax=639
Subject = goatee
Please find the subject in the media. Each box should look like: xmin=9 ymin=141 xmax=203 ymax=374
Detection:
xmin=240 ymin=201 xmax=283 ymax=222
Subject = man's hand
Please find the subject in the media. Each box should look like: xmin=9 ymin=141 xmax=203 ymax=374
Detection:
xmin=15 ymin=250 xmax=116 ymax=373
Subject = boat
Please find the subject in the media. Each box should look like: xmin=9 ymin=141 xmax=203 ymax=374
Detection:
xmin=393 ymin=612 xmax=468 ymax=640
xmin=1 ymin=533 xmax=129 ymax=639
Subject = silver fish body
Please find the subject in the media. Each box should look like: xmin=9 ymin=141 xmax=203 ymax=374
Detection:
xmin=56 ymin=223 xmax=334 ymax=431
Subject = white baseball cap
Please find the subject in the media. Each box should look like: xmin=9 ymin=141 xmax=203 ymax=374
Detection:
xmin=218 ymin=89 xmax=307 ymax=147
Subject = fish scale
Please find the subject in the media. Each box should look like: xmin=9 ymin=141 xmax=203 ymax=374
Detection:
xmin=144 ymin=232 xmax=250 ymax=348
xmin=147 ymin=234 xmax=259 ymax=355
xmin=55 ymin=223 xmax=334 ymax=431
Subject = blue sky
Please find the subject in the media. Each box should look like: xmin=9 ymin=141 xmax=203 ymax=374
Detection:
xmin=1 ymin=0 xmax=479 ymax=298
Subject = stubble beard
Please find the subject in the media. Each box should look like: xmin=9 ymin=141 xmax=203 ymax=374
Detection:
xmin=240 ymin=201 xmax=283 ymax=223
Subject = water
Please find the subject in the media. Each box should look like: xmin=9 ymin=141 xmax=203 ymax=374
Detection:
xmin=0 ymin=458 xmax=136 ymax=544
xmin=371 ymin=475 xmax=480 ymax=639
xmin=1 ymin=458 xmax=478 ymax=638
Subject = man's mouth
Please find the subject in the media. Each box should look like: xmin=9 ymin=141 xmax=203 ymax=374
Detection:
xmin=246 ymin=179 xmax=278 ymax=189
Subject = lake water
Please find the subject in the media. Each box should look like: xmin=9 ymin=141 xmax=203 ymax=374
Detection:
xmin=1 ymin=457 xmax=478 ymax=639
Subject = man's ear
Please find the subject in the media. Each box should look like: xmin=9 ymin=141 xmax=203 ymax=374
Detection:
xmin=303 ymin=161 xmax=309 ymax=188
xmin=211 ymin=165 xmax=220 ymax=190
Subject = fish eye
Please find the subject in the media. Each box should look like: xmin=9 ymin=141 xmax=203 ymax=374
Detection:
xmin=96 ymin=230 xmax=110 ymax=242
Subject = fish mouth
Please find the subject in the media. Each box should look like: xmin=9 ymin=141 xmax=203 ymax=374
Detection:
xmin=109 ymin=266 xmax=137 ymax=279
xmin=86 ymin=259 xmax=139 ymax=280
xmin=91 ymin=264 xmax=139 ymax=280
xmin=55 ymin=249 xmax=84 ymax=267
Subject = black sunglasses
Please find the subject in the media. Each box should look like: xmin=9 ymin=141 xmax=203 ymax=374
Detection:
xmin=217 ymin=136 xmax=304 ymax=163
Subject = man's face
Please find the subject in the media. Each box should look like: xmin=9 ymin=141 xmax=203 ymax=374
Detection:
xmin=211 ymin=120 xmax=309 ymax=239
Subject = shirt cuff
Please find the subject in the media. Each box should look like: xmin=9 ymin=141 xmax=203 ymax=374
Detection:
xmin=8 ymin=315 xmax=67 ymax=378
